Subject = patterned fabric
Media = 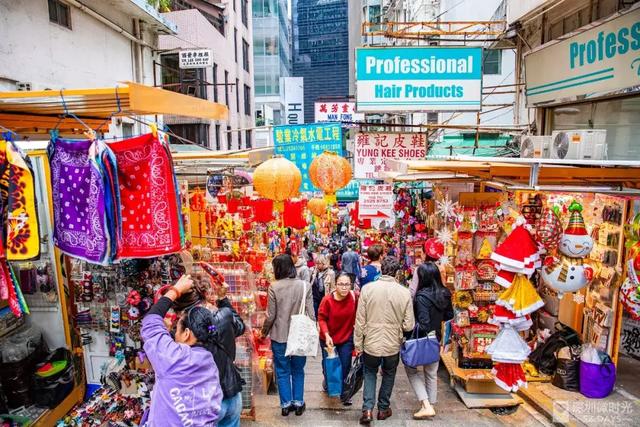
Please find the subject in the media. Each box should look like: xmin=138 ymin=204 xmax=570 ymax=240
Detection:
xmin=0 ymin=140 xmax=40 ymax=260
xmin=49 ymin=138 xmax=110 ymax=264
xmin=108 ymin=133 xmax=181 ymax=258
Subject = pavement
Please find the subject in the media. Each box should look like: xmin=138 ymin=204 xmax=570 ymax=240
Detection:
xmin=246 ymin=356 xmax=552 ymax=426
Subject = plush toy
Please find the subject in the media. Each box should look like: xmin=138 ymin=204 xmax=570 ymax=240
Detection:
xmin=540 ymin=201 xmax=594 ymax=297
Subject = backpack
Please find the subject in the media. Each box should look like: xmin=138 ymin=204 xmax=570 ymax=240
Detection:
xmin=529 ymin=322 xmax=581 ymax=376
xmin=312 ymin=270 xmax=325 ymax=302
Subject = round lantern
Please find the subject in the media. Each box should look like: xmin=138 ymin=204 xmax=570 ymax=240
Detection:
xmin=253 ymin=157 xmax=302 ymax=208
xmin=309 ymin=151 xmax=352 ymax=205
xmin=307 ymin=198 xmax=327 ymax=217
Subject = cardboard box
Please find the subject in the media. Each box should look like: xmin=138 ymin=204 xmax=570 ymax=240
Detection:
xmin=464 ymin=375 xmax=510 ymax=395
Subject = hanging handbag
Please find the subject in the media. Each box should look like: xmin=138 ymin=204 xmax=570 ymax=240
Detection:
xmin=285 ymin=281 xmax=319 ymax=357
xmin=400 ymin=325 xmax=440 ymax=368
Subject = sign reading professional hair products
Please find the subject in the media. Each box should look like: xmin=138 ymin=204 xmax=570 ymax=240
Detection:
xmin=525 ymin=6 xmax=640 ymax=107
xmin=355 ymin=47 xmax=483 ymax=112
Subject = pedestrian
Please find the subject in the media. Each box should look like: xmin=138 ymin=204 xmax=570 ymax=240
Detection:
xmin=260 ymin=254 xmax=315 ymax=416
xmin=318 ymin=272 xmax=357 ymax=404
xmin=329 ymin=244 xmax=341 ymax=272
xmin=359 ymin=244 xmax=382 ymax=289
xmin=341 ymin=242 xmax=361 ymax=286
xmin=405 ymin=262 xmax=454 ymax=419
xmin=310 ymin=254 xmax=336 ymax=317
xmin=141 ymin=274 xmax=223 ymax=426
xmin=354 ymin=257 xmax=415 ymax=425
xmin=287 ymin=246 xmax=311 ymax=284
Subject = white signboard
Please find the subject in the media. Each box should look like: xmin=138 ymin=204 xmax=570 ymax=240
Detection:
xmin=281 ymin=77 xmax=304 ymax=125
xmin=525 ymin=6 xmax=640 ymax=107
xmin=315 ymin=102 xmax=365 ymax=123
xmin=355 ymin=47 xmax=483 ymax=112
xmin=179 ymin=49 xmax=213 ymax=69
xmin=354 ymin=132 xmax=427 ymax=179
xmin=359 ymin=184 xmax=395 ymax=228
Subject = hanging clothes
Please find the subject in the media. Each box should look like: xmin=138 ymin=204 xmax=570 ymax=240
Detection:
xmin=108 ymin=133 xmax=182 ymax=258
xmin=0 ymin=140 xmax=40 ymax=260
xmin=48 ymin=138 xmax=111 ymax=264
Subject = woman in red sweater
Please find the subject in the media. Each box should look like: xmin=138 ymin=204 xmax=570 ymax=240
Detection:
xmin=318 ymin=272 xmax=358 ymax=405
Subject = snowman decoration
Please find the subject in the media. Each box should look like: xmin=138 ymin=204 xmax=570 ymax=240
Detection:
xmin=540 ymin=201 xmax=594 ymax=298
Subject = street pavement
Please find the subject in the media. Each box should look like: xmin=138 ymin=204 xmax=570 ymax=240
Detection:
xmin=245 ymin=356 xmax=552 ymax=426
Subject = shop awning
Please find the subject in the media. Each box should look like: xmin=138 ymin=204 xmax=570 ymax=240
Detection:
xmin=0 ymin=82 xmax=229 ymax=136
xmin=386 ymin=156 xmax=640 ymax=192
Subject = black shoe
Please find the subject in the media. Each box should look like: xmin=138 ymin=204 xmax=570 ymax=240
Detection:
xmin=294 ymin=403 xmax=306 ymax=416
xmin=359 ymin=410 xmax=373 ymax=425
xmin=281 ymin=405 xmax=293 ymax=416
xmin=342 ymin=398 xmax=353 ymax=406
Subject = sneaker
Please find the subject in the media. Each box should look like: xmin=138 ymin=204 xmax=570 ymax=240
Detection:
xmin=413 ymin=401 xmax=435 ymax=419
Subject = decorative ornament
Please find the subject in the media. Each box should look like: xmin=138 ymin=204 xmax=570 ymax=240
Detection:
xmin=436 ymin=254 xmax=451 ymax=267
xmin=572 ymin=293 xmax=585 ymax=304
xmin=308 ymin=151 xmax=352 ymax=205
xmin=252 ymin=156 xmax=302 ymax=209
xmin=490 ymin=224 xmax=541 ymax=275
xmin=435 ymin=227 xmax=454 ymax=246
xmin=424 ymin=238 xmax=444 ymax=260
xmin=477 ymin=238 xmax=494 ymax=259
xmin=536 ymin=207 xmax=563 ymax=251
xmin=435 ymin=195 xmax=458 ymax=221
xmin=307 ymin=198 xmax=327 ymax=217
xmin=620 ymin=278 xmax=640 ymax=320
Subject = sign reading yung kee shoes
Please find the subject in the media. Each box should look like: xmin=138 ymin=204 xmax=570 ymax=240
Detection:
xmin=525 ymin=5 xmax=640 ymax=107
xmin=355 ymin=47 xmax=483 ymax=112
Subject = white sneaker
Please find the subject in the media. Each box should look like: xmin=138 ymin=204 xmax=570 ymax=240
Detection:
xmin=413 ymin=401 xmax=436 ymax=419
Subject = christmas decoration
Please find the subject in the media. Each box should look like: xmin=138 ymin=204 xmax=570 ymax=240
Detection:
xmin=536 ymin=207 xmax=563 ymax=251
xmin=424 ymin=237 xmax=444 ymax=260
xmin=435 ymin=195 xmax=459 ymax=221
xmin=435 ymin=227 xmax=454 ymax=246
xmin=476 ymin=237 xmax=494 ymax=259
xmin=490 ymin=224 xmax=540 ymax=275
xmin=495 ymin=274 xmax=544 ymax=317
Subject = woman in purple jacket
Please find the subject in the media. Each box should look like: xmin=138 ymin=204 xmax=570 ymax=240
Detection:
xmin=141 ymin=275 xmax=223 ymax=426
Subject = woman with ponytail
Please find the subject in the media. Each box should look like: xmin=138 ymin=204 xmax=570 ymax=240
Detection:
xmin=141 ymin=274 xmax=223 ymax=426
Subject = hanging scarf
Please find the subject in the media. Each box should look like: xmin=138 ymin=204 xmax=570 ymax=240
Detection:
xmin=48 ymin=138 xmax=110 ymax=264
xmin=0 ymin=140 xmax=40 ymax=260
xmin=108 ymin=133 xmax=182 ymax=258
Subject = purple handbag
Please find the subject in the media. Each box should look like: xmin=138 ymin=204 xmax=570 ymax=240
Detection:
xmin=400 ymin=325 xmax=440 ymax=368
xmin=579 ymin=360 xmax=616 ymax=398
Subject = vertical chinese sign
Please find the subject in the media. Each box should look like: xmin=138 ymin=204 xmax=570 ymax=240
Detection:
xmin=354 ymin=132 xmax=427 ymax=179
xmin=273 ymin=123 xmax=343 ymax=192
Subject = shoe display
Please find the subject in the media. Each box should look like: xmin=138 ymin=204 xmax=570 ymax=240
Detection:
xmin=294 ymin=403 xmax=306 ymax=416
xmin=359 ymin=410 xmax=373 ymax=425
xmin=377 ymin=408 xmax=393 ymax=420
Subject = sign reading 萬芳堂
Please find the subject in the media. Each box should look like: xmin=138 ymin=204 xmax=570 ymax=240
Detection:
xmin=355 ymin=47 xmax=483 ymax=112
xmin=525 ymin=5 xmax=640 ymax=107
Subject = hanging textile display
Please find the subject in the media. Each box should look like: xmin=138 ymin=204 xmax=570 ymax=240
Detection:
xmin=109 ymin=133 xmax=182 ymax=258
xmin=0 ymin=140 xmax=40 ymax=260
xmin=48 ymin=138 xmax=114 ymax=264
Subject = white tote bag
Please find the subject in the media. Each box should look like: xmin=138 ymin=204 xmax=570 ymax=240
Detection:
xmin=285 ymin=282 xmax=319 ymax=357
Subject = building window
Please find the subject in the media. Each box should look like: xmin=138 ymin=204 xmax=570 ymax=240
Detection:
xmin=242 ymin=39 xmax=250 ymax=72
xmin=246 ymin=130 xmax=252 ymax=149
xmin=122 ymin=123 xmax=134 ymax=138
xmin=244 ymin=85 xmax=251 ymax=116
xmin=49 ymin=0 xmax=71 ymax=29
xmin=242 ymin=0 xmax=248 ymax=27
xmin=160 ymin=54 xmax=207 ymax=99
xmin=234 ymin=28 xmax=238 ymax=63
xmin=212 ymin=63 xmax=218 ymax=102
xmin=227 ymin=126 xmax=232 ymax=150
xmin=224 ymin=71 xmax=230 ymax=106
xmin=483 ymin=49 xmax=502 ymax=75
xmin=235 ymin=78 xmax=240 ymax=113
xmin=170 ymin=124 xmax=210 ymax=147
xmin=215 ymin=124 xmax=221 ymax=150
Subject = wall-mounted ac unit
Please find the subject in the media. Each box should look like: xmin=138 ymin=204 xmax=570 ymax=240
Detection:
xmin=550 ymin=130 xmax=607 ymax=160
xmin=519 ymin=136 xmax=551 ymax=158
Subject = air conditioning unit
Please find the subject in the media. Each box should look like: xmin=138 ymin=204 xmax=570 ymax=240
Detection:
xmin=550 ymin=130 xmax=607 ymax=160
xmin=519 ymin=136 xmax=551 ymax=158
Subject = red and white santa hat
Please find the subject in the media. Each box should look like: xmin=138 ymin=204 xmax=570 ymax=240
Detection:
xmin=491 ymin=225 xmax=541 ymax=274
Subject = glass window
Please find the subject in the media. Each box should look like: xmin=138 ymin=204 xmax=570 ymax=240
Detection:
xmin=49 ymin=0 xmax=71 ymax=29
xmin=242 ymin=39 xmax=250 ymax=72
xmin=242 ymin=0 xmax=249 ymax=27
xmin=483 ymin=49 xmax=502 ymax=75
xmin=227 ymin=125 xmax=232 ymax=150
xmin=170 ymin=124 xmax=210 ymax=147
xmin=215 ymin=124 xmax=221 ymax=150
xmin=236 ymin=78 xmax=240 ymax=113
xmin=234 ymin=28 xmax=238 ymax=63
xmin=224 ymin=71 xmax=229 ymax=106
xmin=244 ymin=85 xmax=251 ymax=116
xmin=246 ymin=130 xmax=252 ymax=149
xmin=212 ymin=63 xmax=218 ymax=102
xmin=160 ymin=54 xmax=207 ymax=100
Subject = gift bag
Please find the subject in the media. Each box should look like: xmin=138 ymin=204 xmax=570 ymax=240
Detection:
xmin=341 ymin=355 xmax=363 ymax=402
xmin=579 ymin=360 xmax=616 ymax=398
xmin=552 ymin=346 xmax=581 ymax=391
xmin=324 ymin=347 xmax=342 ymax=398
xmin=285 ymin=282 xmax=319 ymax=357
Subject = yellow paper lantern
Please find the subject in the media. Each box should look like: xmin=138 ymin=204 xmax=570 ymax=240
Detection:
xmin=253 ymin=157 xmax=302 ymax=207
xmin=309 ymin=151 xmax=352 ymax=205
xmin=307 ymin=198 xmax=327 ymax=217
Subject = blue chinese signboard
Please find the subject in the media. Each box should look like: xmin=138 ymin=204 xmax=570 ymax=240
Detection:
xmin=273 ymin=123 xmax=343 ymax=192
xmin=336 ymin=179 xmax=377 ymax=201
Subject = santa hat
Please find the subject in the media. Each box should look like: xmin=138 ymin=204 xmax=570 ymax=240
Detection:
xmin=565 ymin=201 xmax=588 ymax=236
xmin=491 ymin=225 xmax=540 ymax=273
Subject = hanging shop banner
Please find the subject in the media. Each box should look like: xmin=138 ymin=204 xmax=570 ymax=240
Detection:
xmin=354 ymin=132 xmax=427 ymax=179
xmin=358 ymin=184 xmax=395 ymax=229
xmin=525 ymin=6 xmax=640 ymax=107
xmin=281 ymin=77 xmax=305 ymax=124
xmin=355 ymin=46 xmax=483 ymax=112
xmin=273 ymin=123 xmax=342 ymax=192
xmin=337 ymin=179 xmax=376 ymax=202
xmin=179 ymin=49 xmax=213 ymax=68
xmin=315 ymin=102 xmax=365 ymax=123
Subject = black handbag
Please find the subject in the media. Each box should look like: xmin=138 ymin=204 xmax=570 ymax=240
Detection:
xmin=340 ymin=355 xmax=363 ymax=402
xmin=32 ymin=348 xmax=74 ymax=408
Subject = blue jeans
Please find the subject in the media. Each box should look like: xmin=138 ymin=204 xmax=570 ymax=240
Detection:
xmin=217 ymin=392 xmax=242 ymax=427
xmin=271 ymin=341 xmax=306 ymax=408
xmin=362 ymin=352 xmax=400 ymax=411
xmin=321 ymin=338 xmax=354 ymax=383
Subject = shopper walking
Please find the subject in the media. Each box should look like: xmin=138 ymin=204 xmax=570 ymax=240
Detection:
xmin=287 ymin=247 xmax=311 ymax=284
xmin=341 ymin=242 xmax=361 ymax=286
xmin=354 ymin=257 xmax=415 ymax=425
xmin=141 ymin=275 xmax=223 ymax=426
xmin=310 ymin=254 xmax=336 ymax=317
xmin=318 ymin=272 xmax=357 ymax=405
xmin=260 ymin=254 xmax=315 ymax=416
xmin=359 ymin=245 xmax=383 ymax=289
xmin=405 ymin=262 xmax=454 ymax=419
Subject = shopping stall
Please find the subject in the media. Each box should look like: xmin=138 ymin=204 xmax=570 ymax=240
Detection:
xmin=0 ymin=83 xmax=229 ymax=426
xmin=382 ymin=156 xmax=640 ymax=409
